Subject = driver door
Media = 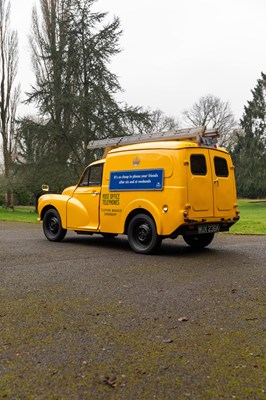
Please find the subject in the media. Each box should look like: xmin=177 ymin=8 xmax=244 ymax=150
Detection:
xmin=66 ymin=163 xmax=103 ymax=231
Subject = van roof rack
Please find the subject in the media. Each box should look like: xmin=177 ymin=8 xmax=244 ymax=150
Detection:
xmin=88 ymin=126 xmax=219 ymax=150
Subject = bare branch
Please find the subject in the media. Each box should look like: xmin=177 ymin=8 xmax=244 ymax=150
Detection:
xmin=0 ymin=0 xmax=20 ymax=207
xmin=182 ymin=94 xmax=239 ymax=149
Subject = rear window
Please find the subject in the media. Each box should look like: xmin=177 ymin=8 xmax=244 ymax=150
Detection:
xmin=190 ymin=154 xmax=207 ymax=175
xmin=214 ymin=157 xmax=229 ymax=177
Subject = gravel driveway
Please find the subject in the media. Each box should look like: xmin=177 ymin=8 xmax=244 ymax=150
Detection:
xmin=0 ymin=221 xmax=265 ymax=399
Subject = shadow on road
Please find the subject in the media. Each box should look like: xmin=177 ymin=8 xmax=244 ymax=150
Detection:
xmin=62 ymin=233 xmax=218 ymax=258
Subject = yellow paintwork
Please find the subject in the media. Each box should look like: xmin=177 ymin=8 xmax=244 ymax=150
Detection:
xmin=38 ymin=140 xmax=239 ymax=236
xmin=38 ymin=193 xmax=70 ymax=228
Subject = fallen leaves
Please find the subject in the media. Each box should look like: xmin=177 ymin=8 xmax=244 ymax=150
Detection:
xmin=162 ymin=339 xmax=173 ymax=344
xmin=103 ymin=376 xmax=117 ymax=388
xmin=178 ymin=316 xmax=189 ymax=322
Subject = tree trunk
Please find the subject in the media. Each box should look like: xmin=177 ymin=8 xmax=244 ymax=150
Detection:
xmin=4 ymin=189 xmax=14 ymax=209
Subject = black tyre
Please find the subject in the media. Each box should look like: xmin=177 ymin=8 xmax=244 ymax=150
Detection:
xmin=43 ymin=209 xmax=67 ymax=242
xmin=183 ymin=233 xmax=214 ymax=249
xmin=128 ymin=214 xmax=161 ymax=254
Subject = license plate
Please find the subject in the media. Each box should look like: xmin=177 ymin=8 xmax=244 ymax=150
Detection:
xmin=198 ymin=224 xmax=220 ymax=234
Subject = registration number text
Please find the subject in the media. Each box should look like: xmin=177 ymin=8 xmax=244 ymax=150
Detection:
xmin=198 ymin=225 xmax=220 ymax=234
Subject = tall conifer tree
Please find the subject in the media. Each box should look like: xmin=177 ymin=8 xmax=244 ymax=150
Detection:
xmin=27 ymin=0 xmax=149 ymax=178
xmin=233 ymin=73 xmax=266 ymax=198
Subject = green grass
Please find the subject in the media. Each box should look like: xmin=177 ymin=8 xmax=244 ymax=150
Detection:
xmin=0 ymin=200 xmax=265 ymax=234
xmin=230 ymin=199 xmax=266 ymax=235
xmin=0 ymin=206 xmax=37 ymax=223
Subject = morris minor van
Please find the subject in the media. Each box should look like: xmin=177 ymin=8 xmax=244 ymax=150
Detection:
xmin=38 ymin=127 xmax=240 ymax=254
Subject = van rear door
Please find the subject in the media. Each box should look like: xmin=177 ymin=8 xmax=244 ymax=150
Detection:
xmin=186 ymin=149 xmax=236 ymax=219
xmin=185 ymin=148 xmax=214 ymax=218
xmin=209 ymin=152 xmax=236 ymax=217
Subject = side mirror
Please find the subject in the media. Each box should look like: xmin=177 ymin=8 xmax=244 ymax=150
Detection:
xmin=42 ymin=184 xmax=49 ymax=192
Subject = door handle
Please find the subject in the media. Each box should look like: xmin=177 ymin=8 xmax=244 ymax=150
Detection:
xmin=89 ymin=191 xmax=100 ymax=195
xmin=214 ymin=179 xmax=219 ymax=184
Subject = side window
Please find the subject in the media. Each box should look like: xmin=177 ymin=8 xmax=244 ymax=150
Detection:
xmin=79 ymin=164 xmax=103 ymax=186
xmin=214 ymin=157 xmax=229 ymax=177
xmin=190 ymin=154 xmax=207 ymax=175
xmin=79 ymin=168 xmax=90 ymax=186
xmin=88 ymin=164 xmax=103 ymax=186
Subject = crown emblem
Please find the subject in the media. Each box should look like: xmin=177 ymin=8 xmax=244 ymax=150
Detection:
xmin=133 ymin=157 xmax=140 ymax=167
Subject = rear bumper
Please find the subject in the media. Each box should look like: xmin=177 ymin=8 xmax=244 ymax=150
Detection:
xmin=171 ymin=219 xmax=238 ymax=237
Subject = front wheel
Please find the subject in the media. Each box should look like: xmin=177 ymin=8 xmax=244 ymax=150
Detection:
xmin=128 ymin=214 xmax=161 ymax=254
xmin=43 ymin=209 xmax=67 ymax=242
xmin=183 ymin=233 xmax=214 ymax=249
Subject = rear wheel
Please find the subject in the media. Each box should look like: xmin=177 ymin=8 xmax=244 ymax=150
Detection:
xmin=43 ymin=209 xmax=67 ymax=242
xmin=128 ymin=214 xmax=161 ymax=254
xmin=183 ymin=233 xmax=214 ymax=249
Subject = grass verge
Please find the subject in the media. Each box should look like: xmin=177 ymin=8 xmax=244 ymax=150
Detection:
xmin=230 ymin=199 xmax=266 ymax=235
xmin=0 ymin=199 xmax=265 ymax=234
xmin=0 ymin=206 xmax=37 ymax=223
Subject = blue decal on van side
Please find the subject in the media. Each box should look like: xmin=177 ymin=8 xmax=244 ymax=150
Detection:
xmin=109 ymin=169 xmax=164 ymax=191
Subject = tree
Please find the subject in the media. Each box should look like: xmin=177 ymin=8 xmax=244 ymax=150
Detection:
xmin=26 ymin=0 xmax=149 ymax=173
xmin=0 ymin=0 xmax=20 ymax=207
xmin=232 ymin=73 xmax=266 ymax=198
xmin=14 ymin=116 xmax=79 ymax=200
xmin=122 ymin=108 xmax=179 ymax=135
xmin=182 ymin=94 xmax=238 ymax=149
xmin=146 ymin=109 xmax=179 ymax=133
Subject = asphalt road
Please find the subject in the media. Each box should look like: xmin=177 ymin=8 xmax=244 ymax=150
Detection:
xmin=0 ymin=221 xmax=265 ymax=399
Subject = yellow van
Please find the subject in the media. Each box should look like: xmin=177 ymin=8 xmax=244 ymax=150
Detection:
xmin=38 ymin=127 xmax=240 ymax=254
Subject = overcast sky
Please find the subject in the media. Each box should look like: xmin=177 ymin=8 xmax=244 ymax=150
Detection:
xmin=10 ymin=0 xmax=266 ymax=122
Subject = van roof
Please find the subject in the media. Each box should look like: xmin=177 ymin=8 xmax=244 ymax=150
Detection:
xmin=108 ymin=141 xmax=228 ymax=154
xmin=109 ymin=140 xmax=197 ymax=153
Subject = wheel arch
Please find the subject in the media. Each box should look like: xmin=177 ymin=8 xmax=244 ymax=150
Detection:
xmin=38 ymin=194 xmax=68 ymax=228
xmin=124 ymin=208 xmax=156 ymax=235
xmin=40 ymin=205 xmax=57 ymax=221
